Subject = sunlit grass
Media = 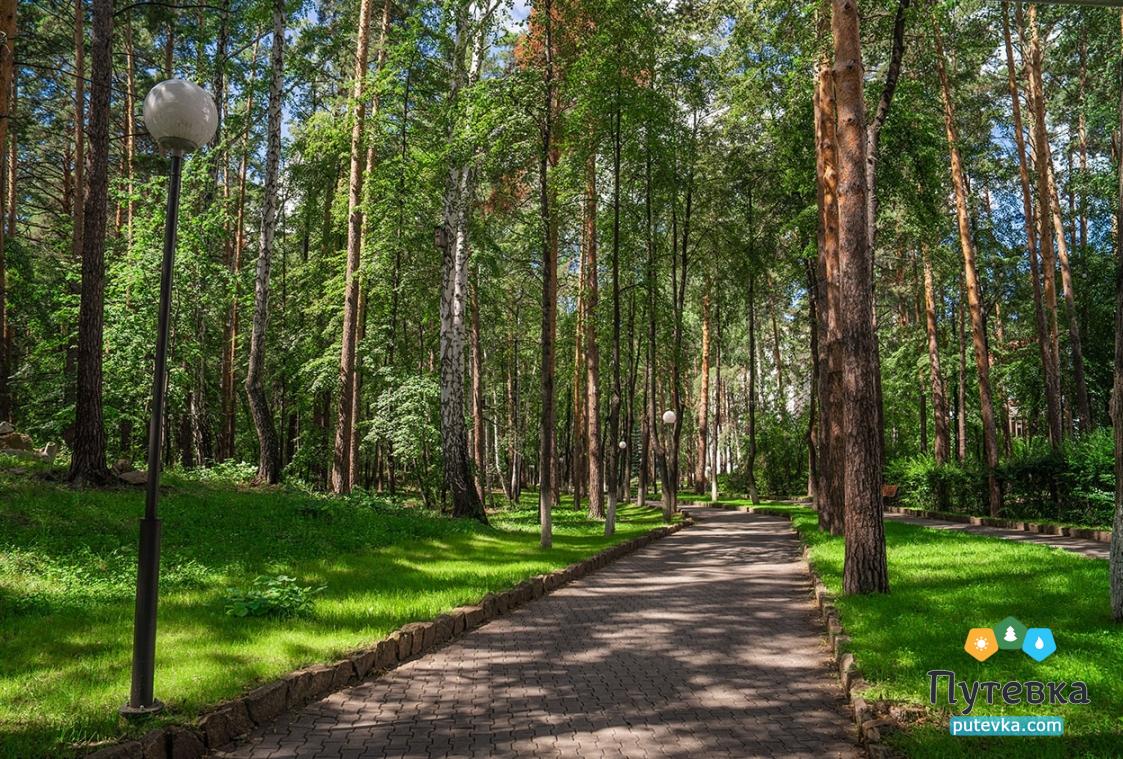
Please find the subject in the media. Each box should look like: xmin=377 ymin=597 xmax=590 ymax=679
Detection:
xmin=720 ymin=501 xmax=1123 ymax=758
xmin=0 ymin=469 xmax=668 ymax=757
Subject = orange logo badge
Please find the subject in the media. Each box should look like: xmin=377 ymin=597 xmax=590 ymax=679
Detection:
xmin=964 ymin=628 xmax=998 ymax=662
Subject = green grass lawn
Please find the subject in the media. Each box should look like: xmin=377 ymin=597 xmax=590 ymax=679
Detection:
xmin=713 ymin=500 xmax=1123 ymax=758
xmin=0 ymin=463 xmax=669 ymax=758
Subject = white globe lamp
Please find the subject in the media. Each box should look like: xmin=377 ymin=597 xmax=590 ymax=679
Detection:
xmin=143 ymin=79 xmax=218 ymax=153
xmin=662 ymin=409 xmax=676 ymax=426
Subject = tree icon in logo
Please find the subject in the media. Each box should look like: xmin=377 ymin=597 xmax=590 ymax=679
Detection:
xmin=993 ymin=616 xmax=1027 ymax=651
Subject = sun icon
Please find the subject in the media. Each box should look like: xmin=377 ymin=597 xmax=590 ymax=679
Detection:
xmin=964 ymin=628 xmax=998 ymax=661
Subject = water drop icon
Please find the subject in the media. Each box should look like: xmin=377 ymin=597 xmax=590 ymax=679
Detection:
xmin=1022 ymin=628 xmax=1055 ymax=661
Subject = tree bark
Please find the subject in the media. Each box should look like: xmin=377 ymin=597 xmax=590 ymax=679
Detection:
xmin=537 ymin=0 xmax=558 ymax=546
xmin=606 ymin=82 xmax=623 ymax=533
xmin=806 ymin=258 xmax=820 ymax=503
xmin=244 ymin=0 xmax=284 ymax=485
xmin=470 ymin=267 xmax=486 ymax=503
xmin=1024 ymin=5 xmax=1063 ymax=449
xmin=71 ymin=0 xmax=85 ymax=265
xmin=1002 ymin=3 xmax=1060 ymax=451
xmin=330 ymin=0 xmax=376 ymax=494
xmin=664 ymin=119 xmax=695 ymax=520
xmin=865 ymin=0 xmax=909 ymax=260
xmin=1078 ymin=29 xmax=1088 ymax=253
xmin=437 ymin=153 xmax=485 ymax=521
xmin=1028 ymin=5 xmax=1090 ymax=435
xmin=582 ymin=152 xmax=603 ymax=519
xmin=0 ymin=0 xmax=14 ymax=422
xmin=1048 ymin=157 xmax=1091 ymax=433
xmin=711 ymin=308 xmax=720 ymax=502
xmin=123 ymin=21 xmax=136 ymax=245
xmin=956 ymin=295 xmax=967 ymax=462
xmin=571 ymin=228 xmax=585 ymax=511
xmin=834 ymin=0 xmax=888 ymax=594
xmin=1110 ymin=8 xmax=1123 ymax=623
xmin=922 ymin=248 xmax=949 ymax=465
xmin=746 ymin=273 xmax=759 ymax=505
xmin=934 ymin=19 xmax=1001 ymax=516
xmin=814 ymin=48 xmax=844 ymax=535
xmin=219 ymin=44 xmax=258 ymax=462
xmin=68 ymin=0 xmax=112 ymax=485
xmin=695 ymin=288 xmax=710 ymax=492
xmin=349 ymin=0 xmax=393 ymax=488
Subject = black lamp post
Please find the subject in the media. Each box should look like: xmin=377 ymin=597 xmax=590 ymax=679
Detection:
xmin=121 ymin=79 xmax=217 ymax=717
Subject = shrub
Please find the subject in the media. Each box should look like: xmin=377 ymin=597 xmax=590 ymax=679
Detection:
xmin=885 ymin=455 xmax=986 ymax=514
xmin=887 ymin=430 xmax=1115 ymax=527
xmin=224 ymin=575 xmax=324 ymax=618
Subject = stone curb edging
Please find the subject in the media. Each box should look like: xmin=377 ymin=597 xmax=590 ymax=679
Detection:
xmin=686 ymin=503 xmax=898 ymax=758
xmin=884 ymin=505 xmax=1111 ymax=543
xmin=84 ymin=515 xmax=695 ymax=759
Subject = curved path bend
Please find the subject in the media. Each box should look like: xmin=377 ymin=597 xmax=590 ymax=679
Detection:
xmin=215 ymin=508 xmax=858 ymax=759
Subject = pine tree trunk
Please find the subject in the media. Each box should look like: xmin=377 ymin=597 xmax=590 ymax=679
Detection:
xmin=605 ymin=85 xmax=623 ymax=533
xmin=571 ymin=230 xmax=585 ymax=511
xmin=330 ymin=0 xmax=375 ymax=494
xmin=537 ymin=0 xmax=557 ymax=546
xmin=864 ymin=0 xmax=909 ymax=259
xmin=664 ymin=127 xmax=694 ymax=520
xmin=219 ymin=48 xmax=256 ymax=462
xmin=806 ymin=258 xmax=820 ymax=503
xmin=834 ymin=0 xmax=888 ymax=594
xmin=1045 ymin=141 xmax=1092 ymax=433
xmin=934 ymin=20 xmax=1001 ymax=516
xmin=0 ymin=0 xmax=14 ymax=423
xmin=348 ymin=0 xmax=393 ymax=488
xmin=1002 ymin=3 xmax=1059 ymax=452
xmin=814 ymin=52 xmax=844 ymax=536
xmin=582 ymin=153 xmax=603 ymax=519
xmin=746 ymin=274 xmax=759 ymax=505
xmin=956 ymin=296 xmax=967 ymax=462
xmin=695 ymin=289 xmax=710 ymax=493
xmin=123 ymin=22 xmax=136 ymax=245
xmin=71 ymin=0 xmax=85 ymax=266
xmin=922 ymin=248 xmax=950 ymax=465
xmin=68 ymin=0 xmax=112 ymax=485
xmin=1111 ymin=9 xmax=1123 ymax=622
xmin=1078 ymin=30 xmax=1088 ymax=254
xmin=1024 ymin=5 xmax=1064 ymax=449
xmin=711 ymin=310 xmax=721 ymax=502
xmin=244 ymin=0 xmax=284 ymax=485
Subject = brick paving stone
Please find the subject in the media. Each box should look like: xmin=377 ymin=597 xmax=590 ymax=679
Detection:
xmin=214 ymin=508 xmax=858 ymax=759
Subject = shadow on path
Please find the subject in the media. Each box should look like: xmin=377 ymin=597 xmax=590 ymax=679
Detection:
xmin=216 ymin=508 xmax=859 ymax=759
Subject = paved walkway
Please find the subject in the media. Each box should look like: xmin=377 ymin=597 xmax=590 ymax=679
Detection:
xmin=215 ymin=508 xmax=858 ymax=759
xmin=884 ymin=512 xmax=1109 ymax=559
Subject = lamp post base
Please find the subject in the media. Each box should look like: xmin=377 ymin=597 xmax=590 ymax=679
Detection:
xmin=119 ymin=699 xmax=165 ymax=718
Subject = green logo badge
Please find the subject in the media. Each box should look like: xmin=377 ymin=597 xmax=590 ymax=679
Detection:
xmin=993 ymin=616 xmax=1027 ymax=651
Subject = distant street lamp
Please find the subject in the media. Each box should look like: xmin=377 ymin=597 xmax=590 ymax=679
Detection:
xmin=122 ymin=80 xmax=217 ymax=717
xmin=662 ymin=409 xmax=676 ymax=426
